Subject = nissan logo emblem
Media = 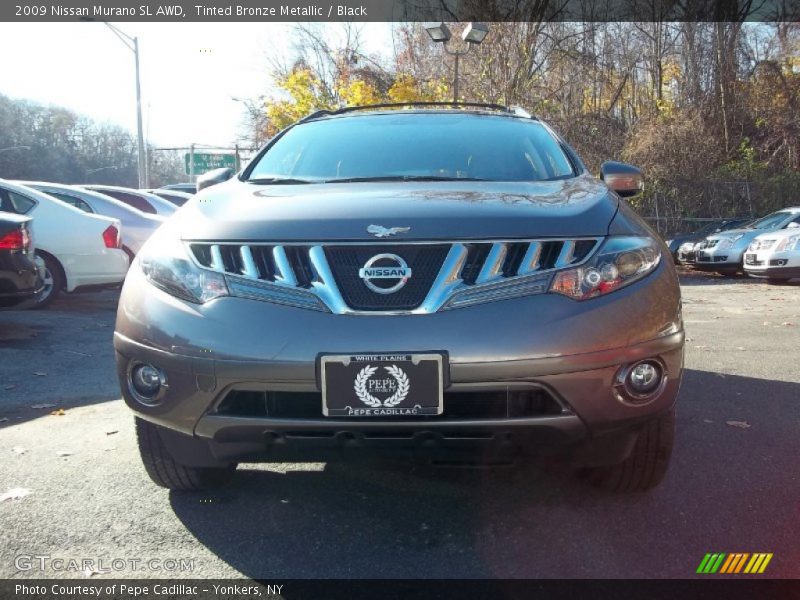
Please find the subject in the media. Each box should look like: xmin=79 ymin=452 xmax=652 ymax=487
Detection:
xmin=358 ymin=253 xmax=412 ymax=294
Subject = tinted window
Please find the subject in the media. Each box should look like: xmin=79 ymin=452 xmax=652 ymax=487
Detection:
xmin=46 ymin=192 xmax=94 ymax=213
xmin=2 ymin=191 xmax=37 ymax=214
xmin=96 ymin=189 xmax=155 ymax=214
xmin=153 ymin=191 xmax=188 ymax=206
xmin=248 ymin=113 xmax=575 ymax=182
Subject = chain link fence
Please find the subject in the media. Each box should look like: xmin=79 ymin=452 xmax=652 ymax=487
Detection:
xmin=635 ymin=178 xmax=800 ymax=237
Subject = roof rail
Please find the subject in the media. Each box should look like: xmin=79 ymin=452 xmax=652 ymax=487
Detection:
xmin=299 ymin=102 xmax=537 ymax=122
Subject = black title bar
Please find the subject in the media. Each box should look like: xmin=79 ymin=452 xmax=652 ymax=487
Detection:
xmin=4 ymin=0 xmax=799 ymax=22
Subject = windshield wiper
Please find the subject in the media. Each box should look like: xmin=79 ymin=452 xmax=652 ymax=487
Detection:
xmin=323 ymin=175 xmax=487 ymax=183
xmin=246 ymin=177 xmax=319 ymax=184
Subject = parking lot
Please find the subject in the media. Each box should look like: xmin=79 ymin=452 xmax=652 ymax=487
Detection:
xmin=1 ymin=271 xmax=799 ymax=579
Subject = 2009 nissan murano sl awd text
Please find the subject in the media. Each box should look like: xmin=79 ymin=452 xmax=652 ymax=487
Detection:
xmin=114 ymin=103 xmax=684 ymax=492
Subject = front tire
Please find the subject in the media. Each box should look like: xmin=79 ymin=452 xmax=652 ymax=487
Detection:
xmin=135 ymin=418 xmax=235 ymax=491
xmin=582 ymin=408 xmax=675 ymax=492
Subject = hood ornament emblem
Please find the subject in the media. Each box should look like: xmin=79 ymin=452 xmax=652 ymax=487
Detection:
xmin=367 ymin=224 xmax=411 ymax=238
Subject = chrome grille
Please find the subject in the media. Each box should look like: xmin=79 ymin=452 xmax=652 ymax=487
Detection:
xmin=187 ymin=238 xmax=602 ymax=314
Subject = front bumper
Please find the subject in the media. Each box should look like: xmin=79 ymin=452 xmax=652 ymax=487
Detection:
xmin=744 ymin=250 xmax=800 ymax=279
xmin=114 ymin=259 xmax=684 ymax=463
xmin=694 ymin=245 xmax=743 ymax=270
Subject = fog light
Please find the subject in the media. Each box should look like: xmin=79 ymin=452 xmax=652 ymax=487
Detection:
xmin=129 ymin=363 xmax=167 ymax=404
xmin=628 ymin=362 xmax=660 ymax=392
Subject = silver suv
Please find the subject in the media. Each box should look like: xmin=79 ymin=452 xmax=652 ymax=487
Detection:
xmin=114 ymin=104 xmax=684 ymax=492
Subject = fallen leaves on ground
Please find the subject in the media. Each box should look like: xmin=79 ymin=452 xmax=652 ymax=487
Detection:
xmin=0 ymin=488 xmax=32 ymax=502
xmin=105 ymin=430 xmax=118 ymax=436
xmin=49 ymin=409 xmax=66 ymax=416
xmin=56 ymin=450 xmax=74 ymax=457
xmin=726 ymin=420 xmax=751 ymax=429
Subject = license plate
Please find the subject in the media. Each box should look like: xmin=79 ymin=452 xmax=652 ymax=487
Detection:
xmin=320 ymin=353 xmax=444 ymax=417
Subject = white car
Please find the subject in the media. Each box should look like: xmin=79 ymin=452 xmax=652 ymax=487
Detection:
xmin=0 ymin=179 xmax=130 ymax=308
xmin=18 ymin=182 xmax=165 ymax=257
xmin=743 ymin=225 xmax=800 ymax=282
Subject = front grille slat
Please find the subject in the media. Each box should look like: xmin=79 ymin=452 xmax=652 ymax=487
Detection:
xmin=517 ymin=241 xmax=542 ymax=274
xmin=272 ymin=246 xmax=299 ymax=286
xmin=239 ymin=246 xmax=260 ymax=279
xmin=252 ymin=246 xmax=276 ymax=281
xmin=475 ymin=242 xmax=508 ymax=284
xmin=554 ymin=240 xmax=576 ymax=268
xmin=460 ymin=244 xmax=491 ymax=284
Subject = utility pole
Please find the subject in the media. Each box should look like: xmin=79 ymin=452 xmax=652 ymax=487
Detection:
xmin=105 ymin=23 xmax=147 ymax=189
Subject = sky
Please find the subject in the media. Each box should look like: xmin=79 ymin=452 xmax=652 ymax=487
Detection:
xmin=0 ymin=22 xmax=394 ymax=149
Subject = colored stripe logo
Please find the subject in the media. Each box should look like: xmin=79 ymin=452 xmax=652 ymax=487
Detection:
xmin=697 ymin=553 xmax=773 ymax=574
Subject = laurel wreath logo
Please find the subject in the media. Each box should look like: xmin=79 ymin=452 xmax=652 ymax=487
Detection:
xmin=353 ymin=364 xmax=410 ymax=408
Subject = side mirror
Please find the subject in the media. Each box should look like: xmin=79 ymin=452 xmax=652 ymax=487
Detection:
xmin=197 ymin=167 xmax=235 ymax=191
xmin=786 ymin=221 xmax=800 ymax=229
xmin=599 ymin=161 xmax=644 ymax=198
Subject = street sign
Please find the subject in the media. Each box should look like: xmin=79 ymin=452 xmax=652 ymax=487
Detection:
xmin=185 ymin=152 xmax=237 ymax=175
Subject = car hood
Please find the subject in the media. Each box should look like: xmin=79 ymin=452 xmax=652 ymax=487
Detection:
xmin=752 ymin=228 xmax=800 ymax=241
xmin=177 ymin=176 xmax=618 ymax=242
xmin=707 ymin=228 xmax=756 ymax=240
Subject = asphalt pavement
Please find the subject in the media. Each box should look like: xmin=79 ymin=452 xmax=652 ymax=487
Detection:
xmin=1 ymin=273 xmax=799 ymax=579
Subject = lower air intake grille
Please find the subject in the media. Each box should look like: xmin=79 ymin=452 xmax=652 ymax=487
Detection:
xmin=324 ymin=244 xmax=450 ymax=311
xmin=216 ymin=389 xmax=564 ymax=420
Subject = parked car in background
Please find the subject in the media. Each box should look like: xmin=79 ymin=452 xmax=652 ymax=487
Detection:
xmin=695 ymin=208 xmax=800 ymax=275
xmin=0 ymin=180 xmax=129 ymax=308
xmin=0 ymin=211 xmax=43 ymax=310
xmin=675 ymin=218 xmax=752 ymax=265
xmin=145 ymin=189 xmax=193 ymax=207
xmin=19 ymin=182 xmax=165 ymax=258
xmin=743 ymin=225 xmax=800 ymax=282
xmin=666 ymin=218 xmax=750 ymax=262
xmin=82 ymin=185 xmax=177 ymax=217
xmin=160 ymin=182 xmax=197 ymax=194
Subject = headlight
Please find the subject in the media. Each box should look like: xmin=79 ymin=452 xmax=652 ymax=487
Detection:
xmin=550 ymin=236 xmax=661 ymax=300
xmin=139 ymin=236 xmax=228 ymax=304
xmin=717 ymin=234 xmax=743 ymax=250
xmin=776 ymin=235 xmax=800 ymax=252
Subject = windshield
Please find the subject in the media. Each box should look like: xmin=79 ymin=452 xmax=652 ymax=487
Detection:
xmin=747 ymin=211 xmax=792 ymax=230
xmin=247 ymin=112 xmax=576 ymax=183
